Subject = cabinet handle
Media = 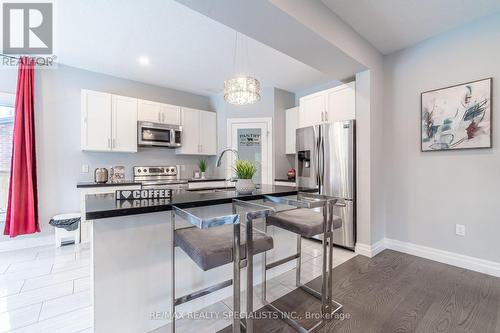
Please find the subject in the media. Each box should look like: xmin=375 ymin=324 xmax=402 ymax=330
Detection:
xmin=108 ymin=138 xmax=111 ymax=149
xmin=325 ymin=111 xmax=328 ymax=122
xmin=321 ymin=112 xmax=324 ymax=122
xmin=112 ymin=138 xmax=115 ymax=148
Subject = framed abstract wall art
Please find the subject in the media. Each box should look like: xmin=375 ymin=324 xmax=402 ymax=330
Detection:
xmin=421 ymin=78 xmax=492 ymax=151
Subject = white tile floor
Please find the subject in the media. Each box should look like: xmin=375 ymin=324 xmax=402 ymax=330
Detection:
xmin=0 ymin=238 xmax=356 ymax=333
xmin=0 ymin=242 xmax=92 ymax=333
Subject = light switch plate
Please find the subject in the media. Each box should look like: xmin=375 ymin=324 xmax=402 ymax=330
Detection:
xmin=455 ymin=224 xmax=466 ymax=236
xmin=82 ymin=164 xmax=89 ymax=173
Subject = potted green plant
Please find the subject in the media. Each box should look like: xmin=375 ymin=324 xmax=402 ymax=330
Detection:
xmin=198 ymin=159 xmax=207 ymax=179
xmin=233 ymin=160 xmax=257 ymax=194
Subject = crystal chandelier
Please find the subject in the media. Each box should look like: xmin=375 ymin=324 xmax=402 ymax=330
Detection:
xmin=224 ymin=33 xmax=261 ymax=105
xmin=224 ymin=75 xmax=261 ymax=105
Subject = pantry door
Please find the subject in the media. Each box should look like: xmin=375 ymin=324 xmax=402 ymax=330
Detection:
xmin=227 ymin=118 xmax=273 ymax=185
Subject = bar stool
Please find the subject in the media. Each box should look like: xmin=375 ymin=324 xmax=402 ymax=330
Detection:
xmin=262 ymin=192 xmax=343 ymax=333
xmin=232 ymin=199 xmax=275 ymax=332
xmin=171 ymin=201 xmax=275 ymax=333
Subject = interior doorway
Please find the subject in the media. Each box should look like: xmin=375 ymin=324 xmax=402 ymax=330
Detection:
xmin=227 ymin=118 xmax=273 ymax=185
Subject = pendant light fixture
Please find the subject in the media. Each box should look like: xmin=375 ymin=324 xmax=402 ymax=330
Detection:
xmin=224 ymin=32 xmax=261 ymax=105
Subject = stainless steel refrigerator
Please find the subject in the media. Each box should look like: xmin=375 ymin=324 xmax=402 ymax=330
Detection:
xmin=296 ymin=120 xmax=356 ymax=249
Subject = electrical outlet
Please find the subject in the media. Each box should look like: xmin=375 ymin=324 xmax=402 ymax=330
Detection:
xmin=455 ymin=224 xmax=466 ymax=236
xmin=82 ymin=164 xmax=89 ymax=173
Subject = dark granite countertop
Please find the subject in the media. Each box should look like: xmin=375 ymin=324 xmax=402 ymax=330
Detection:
xmin=188 ymin=178 xmax=230 ymax=183
xmin=77 ymin=178 xmax=233 ymax=188
xmin=85 ymin=185 xmax=316 ymax=220
xmin=275 ymin=178 xmax=296 ymax=182
xmin=77 ymin=181 xmax=142 ymax=188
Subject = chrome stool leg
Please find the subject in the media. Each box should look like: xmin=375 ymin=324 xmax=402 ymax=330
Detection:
xmin=296 ymin=234 xmax=302 ymax=287
xmin=261 ymin=194 xmax=344 ymax=332
xmin=171 ymin=210 xmax=176 ymax=333
xmin=170 ymin=207 xmax=242 ymax=333
xmin=232 ymin=199 xmax=275 ymax=333
xmin=233 ymin=221 xmax=241 ymax=333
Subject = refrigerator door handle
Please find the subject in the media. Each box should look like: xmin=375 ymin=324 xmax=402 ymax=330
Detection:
xmin=315 ymin=132 xmax=321 ymax=188
xmin=321 ymin=134 xmax=325 ymax=188
xmin=317 ymin=135 xmax=322 ymax=188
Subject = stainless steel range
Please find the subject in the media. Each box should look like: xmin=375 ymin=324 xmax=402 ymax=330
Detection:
xmin=133 ymin=166 xmax=188 ymax=190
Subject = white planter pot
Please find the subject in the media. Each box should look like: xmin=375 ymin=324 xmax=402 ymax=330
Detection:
xmin=235 ymin=179 xmax=256 ymax=194
xmin=201 ymin=172 xmax=206 ymax=179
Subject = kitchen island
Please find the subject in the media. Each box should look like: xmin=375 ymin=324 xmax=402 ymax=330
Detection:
xmin=86 ymin=185 xmax=313 ymax=333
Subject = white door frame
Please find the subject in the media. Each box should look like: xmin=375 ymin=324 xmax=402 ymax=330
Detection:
xmin=226 ymin=117 xmax=273 ymax=185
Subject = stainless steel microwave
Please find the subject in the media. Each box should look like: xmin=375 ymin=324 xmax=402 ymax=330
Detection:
xmin=137 ymin=121 xmax=182 ymax=148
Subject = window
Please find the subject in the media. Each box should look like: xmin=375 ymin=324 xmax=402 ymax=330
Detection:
xmin=0 ymin=93 xmax=15 ymax=222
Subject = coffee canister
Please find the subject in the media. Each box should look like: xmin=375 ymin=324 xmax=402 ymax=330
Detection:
xmin=94 ymin=168 xmax=109 ymax=184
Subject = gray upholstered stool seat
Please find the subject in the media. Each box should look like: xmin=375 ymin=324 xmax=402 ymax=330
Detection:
xmin=175 ymin=224 xmax=273 ymax=271
xmin=267 ymin=208 xmax=342 ymax=238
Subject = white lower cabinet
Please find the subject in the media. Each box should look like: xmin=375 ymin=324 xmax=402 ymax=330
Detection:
xmin=176 ymin=108 xmax=217 ymax=155
xmin=274 ymin=180 xmax=297 ymax=187
xmin=81 ymin=90 xmax=138 ymax=152
xmin=188 ymin=181 xmax=234 ymax=189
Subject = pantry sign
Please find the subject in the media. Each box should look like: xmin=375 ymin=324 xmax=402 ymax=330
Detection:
xmin=239 ymin=133 xmax=261 ymax=147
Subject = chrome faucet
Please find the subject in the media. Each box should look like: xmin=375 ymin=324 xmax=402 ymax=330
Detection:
xmin=216 ymin=148 xmax=239 ymax=167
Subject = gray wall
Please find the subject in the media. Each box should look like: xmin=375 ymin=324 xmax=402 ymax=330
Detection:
xmin=383 ymin=12 xmax=500 ymax=262
xmin=1 ymin=64 xmax=214 ymax=234
xmin=210 ymin=87 xmax=295 ymax=181
xmin=0 ymin=66 xmax=17 ymax=93
xmin=294 ymin=79 xmax=343 ymax=105
xmin=273 ymin=88 xmax=295 ymax=179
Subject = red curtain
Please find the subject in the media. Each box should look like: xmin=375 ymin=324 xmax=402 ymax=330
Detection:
xmin=4 ymin=57 xmax=39 ymax=237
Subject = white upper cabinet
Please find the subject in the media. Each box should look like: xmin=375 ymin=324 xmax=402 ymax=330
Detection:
xmin=138 ymin=100 xmax=180 ymax=125
xmin=81 ymin=90 xmax=137 ymax=152
xmin=298 ymin=81 xmax=355 ymax=128
xmin=176 ymin=108 xmax=217 ymax=155
xmin=285 ymin=107 xmax=298 ymax=154
xmin=112 ymin=95 xmax=138 ymax=152
xmin=81 ymin=90 xmax=112 ymax=152
xmin=199 ymin=111 xmax=217 ymax=155
xmin=325 ymin=81 xmax=355 ymax=122
xmin=81 ymin=89 xmax=214 ymax=154
xmin=161 ymin=104 xmax=181 ymax=125
xmin=138 ymin=100 xmax=162 ymax=123
xmin=298 ymin=92 xmax=325 ymax=128
xmin=177 ymin=107 xmax=200 ymax=155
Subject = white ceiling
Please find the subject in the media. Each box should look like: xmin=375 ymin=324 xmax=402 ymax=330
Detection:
xmin=321 ymin=0 xmax=500 ymax=55
xmin=54 ymin=0 xmax=331 ymax=96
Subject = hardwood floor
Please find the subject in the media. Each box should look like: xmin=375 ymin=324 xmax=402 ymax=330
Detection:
xmin=219 ymin=250 xmax=500 ymax=333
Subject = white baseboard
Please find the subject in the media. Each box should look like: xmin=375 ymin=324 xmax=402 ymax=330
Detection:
xmin=0 ymin=234 xmax=54 ymax=252
xmin=384 ymin=238 xmax=500 ymax=278
xmin=355 ymin=238 xmax=500 ymax=278
xmin=355 ymin=240 xmax=385 ymax=258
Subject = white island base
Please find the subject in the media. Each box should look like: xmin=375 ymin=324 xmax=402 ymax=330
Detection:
xmin=92 ymin=202 xmax=298 ymax=333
